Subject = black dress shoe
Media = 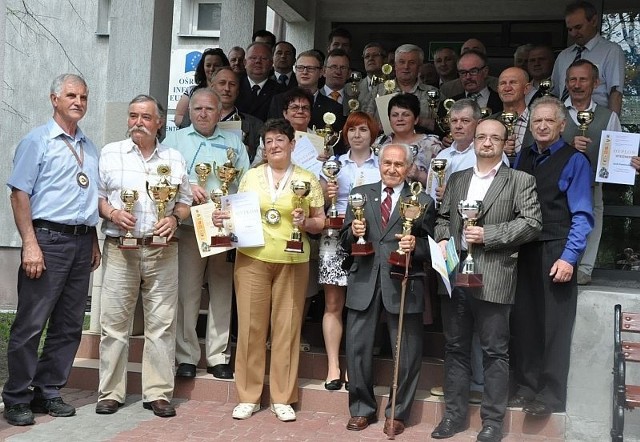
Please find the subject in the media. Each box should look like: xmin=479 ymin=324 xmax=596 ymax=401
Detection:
xmin=143 ymin=399 xmax=176 ymax=417
xmin=95 ymin=399 xmax=122 ymax=414
xmin=431 ymin=417 xmax=465 ymax=439
xmin=207 ymin=363 xmax=233 ymax=379
xmin=507 ymin=395 xmax=531 ymax=408
xmin=176 ymin=363 xmax=196 ymax=378
xmin=3 ymin=403 xmax=34 ymax=426
xmin=324 ymin=379 xmax=343 ymax=390
xmin=523 ymin=400 xmax=553 ymax=416
xmin=30 ymin=397 xmax=75 ymax=417
xmin=477 ymin=424 xmax=503 ymax=442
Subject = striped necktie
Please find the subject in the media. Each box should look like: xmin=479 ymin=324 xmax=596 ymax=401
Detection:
xmin=561 ymin=46 xmax=585 ymax=102
xmin=381 ymin=187 xmax=393 ymax=229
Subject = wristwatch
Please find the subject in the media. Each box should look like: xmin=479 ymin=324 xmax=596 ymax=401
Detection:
xmin=172 ymin=214 xmax=182 ymax=227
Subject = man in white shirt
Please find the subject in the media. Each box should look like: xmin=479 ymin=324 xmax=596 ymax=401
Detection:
xmin=551 ymin=0 xmax=625 ymax=114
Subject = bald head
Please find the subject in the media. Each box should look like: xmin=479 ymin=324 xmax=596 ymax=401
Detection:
xmin=498 ymin=66 xmax=530 ymax=111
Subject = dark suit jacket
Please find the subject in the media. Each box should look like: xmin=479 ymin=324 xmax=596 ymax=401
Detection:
xmin=270 ymin=72 xmax=298 ymax=90
xmin=239 ymin=112 xmax=264 ymax=163
xmin=340 ymin=181 xmax=436 ymax=314
xmin=236 ymin=76 xmax=286 ymax=122
xmin=434 ymin=165 xmax=542 ymax=304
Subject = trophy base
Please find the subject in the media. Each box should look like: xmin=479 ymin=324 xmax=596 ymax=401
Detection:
xmin=351 ymin=242 xmax=374 ymax=256
xmin=325 ymin=216 xmax=344 ymax=230
xmin=285 ymin=240 xmax=304 ymax=253
xmin=388 ymin=251 xmax=411 ymax=268
xmin=455 ymin=273 xmax=484 ymax=288
xmin=150 ymin=235 xmax=169 ymax=247
xmin=118 ymin=237 xmax=139 ymax=250
xmin=211 ymin=235 xmax=232 ymax=248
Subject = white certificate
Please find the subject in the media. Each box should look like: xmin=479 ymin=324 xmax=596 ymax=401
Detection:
xmin=292 ymin=133 xmax=323 ymax=177
xmin=217 ymin=120 xmax=244 ymax=141
xmin=190 ymin=202 xmax=232 ymax=257
xmin=375 ymin=92 xmax=399 ymax=135
xmin=296 ymin=131 xmax=325 ymax=155
xmin=221 ymin=191 xmax=265 ymax=248
xmin=595 ymin=130 xmax=639 ymax=185
xmin=428 ymin=235 xmax=452 ymax=297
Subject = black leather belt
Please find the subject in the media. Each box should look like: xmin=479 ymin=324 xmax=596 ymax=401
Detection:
xmin=33 ymin=219 xmax=94 ymax=235
xmin=106 ymin=236 xmax=178 ymax=245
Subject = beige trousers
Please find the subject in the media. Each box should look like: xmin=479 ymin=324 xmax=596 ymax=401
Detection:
xmin=234 ymin=252 xmax=308 ymax=404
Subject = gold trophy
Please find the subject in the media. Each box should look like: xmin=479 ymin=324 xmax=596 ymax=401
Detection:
xmin=322 ymin=159 xmax=343 ymax=230
xmin=346 ymin=72 xmax=362 ymax=112
xmin=455 ymin=199 xmax=484 ymax=288
xmin=437 ymin=98 xmax=455 ymax=138
xmin=214 ymin=148 xmax=240 ymax=195
xmin=315 ymin=112 xmax=342 ymax=156
xmin=119 ymin=189 xmax=139 ymax=249
xmin=194 ymin=163 xmax=212 ymax=203
xmin=430 ymin=158 xmax=448 ymax=208
xmin=538 ymin=79 xmax=553 ymax=96
xmin=426 ymin=89 xmax=440 ymax=116
xmin=577 ymin=110 xmax=594 ymax=136
xmin=500 ymin=111 xmax=519 ymax=157
xmin=210 ymin=188 xmax=232 ymax=248
xmin=348 ymin=193 xmax=374 ymax=256
xmin=146 ymin=165 xmax=179 ymax=246
xmin=381 ymin=63 xmax=396 ymax=95
xmin=285 ymin=180 xmax=311 ymax=253
xmin=388 ymin=182 xmax=425 ymax=268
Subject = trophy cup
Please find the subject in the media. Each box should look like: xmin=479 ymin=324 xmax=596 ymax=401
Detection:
xmin=381 ymin=63 xmax=396 ymax=95
xmin=346 ymin=72 xmax=362 ymax=112
xmin=388 ymin=182 xmax=425 ymax=268
xmin=500 ymin=111 xmax=519 ymax=157
xmin=348 ymin=193 xmax=374 ymax=256
xmin=146 ymin=165 xmax=179 ymax=246
xmin=119 ymin=189 xmax=139 ymax=249
xmin=455 ymin=199 xmax=484 ymax=288
xmin=577 ymin=110 xmax=594 ymax=136
xmin=430 ymin=158 xmax=448 ymax=208
xmin=315 ymin=112 xmax=342 ymax=156
xmin=322 ymin=159 xmax=343 ymax=230
xmin=538 ymin=79 xmax=553 ymax=96
xmin=210 ymin=188 xmax=232 ymax=248
xmin=194 ymin=162 xmax=212 ymax=203
xmin=214 ymin=148 xmax=240 ymax=195
xmin=285 ymin=180 xmax=311 ymax=253
xmin=437 ymin=98 xmax=455 ymax=138
xmin=426 ymin=89 xmax=440 ymax=116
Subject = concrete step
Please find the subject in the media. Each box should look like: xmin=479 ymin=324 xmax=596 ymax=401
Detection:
xmin=70 ymin=332 xmax=565 ymax=440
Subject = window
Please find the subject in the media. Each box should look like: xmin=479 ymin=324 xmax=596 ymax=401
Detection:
xmin=180 ymin=0 xmax=221 ymax=37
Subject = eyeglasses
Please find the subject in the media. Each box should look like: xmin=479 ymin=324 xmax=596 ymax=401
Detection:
xmin=326 ymin=65 xmax=349 ymax=73
xmin=294 ymin=65 xmax=321 ymax=73
xmin=474 ymin=135 xmax=505 ymax=144
xmin=458 ymin=66 xmax=486 ymax=77
xmin=287 ymin=104 xmax=311 ymax=113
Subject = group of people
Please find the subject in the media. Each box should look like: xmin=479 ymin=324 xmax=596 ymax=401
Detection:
xmin=3 ymin=1 xmax=640 ymax=441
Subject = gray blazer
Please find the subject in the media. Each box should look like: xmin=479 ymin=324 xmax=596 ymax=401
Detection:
xmin=434 ymin=165 xmax=542 ymax=304
xmin=340 ymin=181 xmax=436 ymax=314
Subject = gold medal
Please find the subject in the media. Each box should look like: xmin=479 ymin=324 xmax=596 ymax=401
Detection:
xmin=77 ymin=172 xmax=89 ymax=188
xmin=265 ymin=208 xmax=281 ymax=225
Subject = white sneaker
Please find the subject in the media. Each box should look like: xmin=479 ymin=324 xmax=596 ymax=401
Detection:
xmin=270 ymin=403 xmax=296 ymax=422
xmin=232 ymin=403 xmax=259 ymax=419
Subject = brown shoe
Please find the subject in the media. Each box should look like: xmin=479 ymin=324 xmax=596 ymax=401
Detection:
xmin=95 ymin=399 xmax=122 ymax=415
xmin=383 ymin=418 xmax=405 ymax=436
xmin=143 ymin=399 xmax=176 ymax=417
xmin=346 ymin=415 xmax=377 ymax=431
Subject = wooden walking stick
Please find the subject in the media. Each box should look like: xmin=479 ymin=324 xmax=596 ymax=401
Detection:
xmin=387 ymin=250 xmax=411 ymax=440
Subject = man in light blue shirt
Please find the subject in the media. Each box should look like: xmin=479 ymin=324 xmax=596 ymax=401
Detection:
xmin=2 ymin=74 xmax=101 ymax=426
xmin=163 ymin=88 xmax=249 ymax=380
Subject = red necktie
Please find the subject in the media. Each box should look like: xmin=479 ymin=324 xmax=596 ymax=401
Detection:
xmin=381 ymin=187 xmax=393 ymax=229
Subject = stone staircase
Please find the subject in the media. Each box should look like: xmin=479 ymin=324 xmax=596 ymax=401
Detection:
xmin=68 ymin=330 xmax=565 ymax=440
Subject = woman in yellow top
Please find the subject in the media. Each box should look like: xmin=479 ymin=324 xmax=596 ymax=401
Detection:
xmin=215 ymin=119 xmax=325 ymax=422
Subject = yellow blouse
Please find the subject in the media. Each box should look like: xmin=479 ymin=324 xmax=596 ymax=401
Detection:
xmin=237 ymin=164 xmax=324 ymax=263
